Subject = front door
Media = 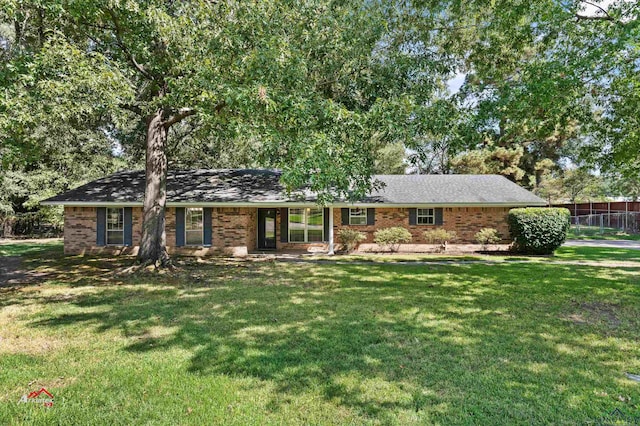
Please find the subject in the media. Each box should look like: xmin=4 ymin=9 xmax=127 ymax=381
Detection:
xmin=257 ymin=208 xmax=277 ymax=250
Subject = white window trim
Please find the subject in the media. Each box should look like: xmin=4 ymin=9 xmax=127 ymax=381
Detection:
xmin=106 ymin=207 xmax=124 ymax=246
xmin=288 ymin=207 xmax=324 ymax=243
xmin=349 ymin=208 xmax=368 ymax=225
xmin=185 ymin=207 xmax=204 ymax=246
xmin=417 ymin=208 xmax=435 ymax=225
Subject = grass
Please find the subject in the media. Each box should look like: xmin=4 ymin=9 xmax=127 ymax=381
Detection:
xmin=335 ymin=246 xmax=640 ymax=264
xmin=567 ymin=227 xmax=640 ymax=241
xmin=1 ymin=241 xmax=639 ymax=424
xmin=0 ymin=239 xmax=62 ymax=257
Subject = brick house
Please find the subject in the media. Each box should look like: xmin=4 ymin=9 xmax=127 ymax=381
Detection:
xmin=41 ymin=169 xmax=546 ymax=256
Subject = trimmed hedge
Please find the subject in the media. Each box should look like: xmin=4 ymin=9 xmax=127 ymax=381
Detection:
xmin=508 ymin=208 xmax=571 ymax=254
xmin=338 ymin=229 xmax=366 ymax=253
xmin=474 ymin=228 xmax=501 ymax=249
xmin=374 ymin=227 xmax=412 ymax=252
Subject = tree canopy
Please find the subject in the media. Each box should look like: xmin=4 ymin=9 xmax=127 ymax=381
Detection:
xmin=1 ymin=0 xmax=638 ymax=260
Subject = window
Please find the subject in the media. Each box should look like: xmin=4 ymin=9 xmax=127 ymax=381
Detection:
xmin=349 ymin=208 xmax=367 ymax=225
xmin=185 ymin=208 xmax=203 ymax=245
xmin=106 ymin=208 xmax=124 ymax=245
xmin=289 ymin=208 xmax=324 ymax=243
xmin=417 ymin=208 xmax=435 ymax=225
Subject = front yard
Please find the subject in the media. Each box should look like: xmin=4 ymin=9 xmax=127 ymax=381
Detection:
xmin=1 ymin=241 xmax=639 ymax=424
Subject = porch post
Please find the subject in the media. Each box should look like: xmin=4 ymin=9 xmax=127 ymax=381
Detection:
xmin=328 ymin=206 xmax=335 ymax=255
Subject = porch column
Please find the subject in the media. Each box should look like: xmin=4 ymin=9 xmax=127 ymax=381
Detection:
xmin=328 ymin=206 xmax=335 ymax=255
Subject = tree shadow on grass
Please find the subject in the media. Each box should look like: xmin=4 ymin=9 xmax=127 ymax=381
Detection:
xmin=26 ymin=259 xmax=640 ymax=422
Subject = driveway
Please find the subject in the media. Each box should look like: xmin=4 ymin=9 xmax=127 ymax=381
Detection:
xmin=564 ymin=239 xmax=640 ymax=250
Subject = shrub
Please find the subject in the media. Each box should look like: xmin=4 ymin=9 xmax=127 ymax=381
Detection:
xmin=373 ymin=227 xmax=412 ymax=252
xmin=474 ymin=228 xmax=501 ymax=250
xmin=423 ymin=229 xmax=457 ymax=252
xmin=508 ymin=207 xmax=570 ymax=254
xmin=338 ymin=229 xmax=366 ymax=253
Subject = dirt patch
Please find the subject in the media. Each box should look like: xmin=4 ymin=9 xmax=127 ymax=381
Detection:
xmin=567 ymin=301 xmax=621 ymax=328
xmin=0 ymin=256 xmax=50 ymax=287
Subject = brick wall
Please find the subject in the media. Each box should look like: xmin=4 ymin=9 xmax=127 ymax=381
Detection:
xmin=332 ymin=207 xmax=510 ymax=245
xmin=63 ymin=206 xmax=254 ymax=256
xmin=63 ymin=205 xmax=512 ymax=256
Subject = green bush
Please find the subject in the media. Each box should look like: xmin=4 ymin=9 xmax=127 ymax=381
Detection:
xmin=423 ymin=229 xmax=457 ymax=252
xmin=508 ymin=208 xmax=570 ymax=254
xmin=338 ymin=229 xmax=367 ymax=253
xmin=374 ymin=227 xmax=412 ymax=252
xmin=474 ymin=228 xmax=501 ymax=250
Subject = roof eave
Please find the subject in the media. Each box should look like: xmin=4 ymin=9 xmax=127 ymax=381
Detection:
xmin=41 ymin=200 xmax=548 ymax=208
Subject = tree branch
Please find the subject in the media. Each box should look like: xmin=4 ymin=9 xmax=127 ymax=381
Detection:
xmin=163 ymin=108 xmax=197 ymax=128
xmin=120 ymin=103 xmax=143 ymax=116
xmin=106 ymin=9 xmax=156 ymax=81
xmin=575 ymin=13 xmax=614 ymax=21
xmin=575 ymin=1 xmax=618 ymax=23
xmin=582 ymin=1 xmax=613 ymax=19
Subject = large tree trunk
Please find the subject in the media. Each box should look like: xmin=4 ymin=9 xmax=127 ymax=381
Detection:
xmin=137 ymin=109 xmax=171 ymax=266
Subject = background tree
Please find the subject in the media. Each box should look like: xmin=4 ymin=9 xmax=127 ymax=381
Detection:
xmin=449 ymin=146 xmax=525 ymax=182
xmin=373 ymin=142 xmax=406 ymax=175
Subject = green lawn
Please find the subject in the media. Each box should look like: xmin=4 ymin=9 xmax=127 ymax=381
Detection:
xmin=1 ymin=241 xmax=639 ymax=424
xmin=334 ymin=245 xmax=640 ymax=264
xmin=567 ymin=227 xmax=640 ymax=241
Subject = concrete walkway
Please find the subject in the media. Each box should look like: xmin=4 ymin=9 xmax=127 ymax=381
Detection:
xmin=563 ymin=239 xmax=640 ymax=250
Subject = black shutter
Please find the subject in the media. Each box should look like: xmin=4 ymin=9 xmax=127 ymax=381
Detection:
xmin=341 ymin=208 xmax=349 ymax=225
xmin=366 ymin=208 xmax=375 ymax=225
xmin=408 ymin=208 xmax=417 ymax=225
xmin=175 ymin=207 xmax=185 ymax=247
xmin=96 ymin=207 xmax=106 ymax=246
xmin=203 ymin=207 xmax=213 ymax=246
xmin=123 ymin=207 xmax=133 ymax=246
xmin=435 ymin=208 xmax=444 ymax=225
xmin=280 ymin=208 xmax=288 ymax=242
xmin=324 ymin=208 xmax=330 ymax=242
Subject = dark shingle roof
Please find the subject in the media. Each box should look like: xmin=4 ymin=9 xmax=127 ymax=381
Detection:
xmin=367 ymin=174 xmax=546 ymax=204
xmin=42 ymin=169 xmax=546 ymax=205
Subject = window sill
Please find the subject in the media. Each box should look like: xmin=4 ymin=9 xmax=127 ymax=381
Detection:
xmin=286 ymin=241 xmax=327 ymax=244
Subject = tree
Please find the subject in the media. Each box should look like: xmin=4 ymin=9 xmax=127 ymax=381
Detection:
xmin=373 ymin=142 xmax=406 ymax=175
xmin=449 ymin=146 xmax=525 ymax=182
xmin=605 ymin=168 xmax=640 ymax=201
xmin=0 ymin=1 xmax=132 ymax=232
xmin=441 ymin=1 xmax=638 ymax=186
xmin=1 ymin=1 xmax=461 ymax=266
xmin=535 ymin=168 xmax=605 ymax=203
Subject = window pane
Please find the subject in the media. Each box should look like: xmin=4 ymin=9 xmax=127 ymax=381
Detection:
xmin=308 ymin=229 xmax=323 ymax=242
xmin=289 ymin=208 xmax=304 ymax=225
xmin=185 ymin=208 xmax=203 ymax=245
xmin=307 ymin=208 xmax=324 ymax=241
xmin=107 ymin=208 xmax=123 ymax=230
xmin=186 ymin=230 xmax=203 ymax=245
xmin=186 ymin=208 xmax=203 ymax=231
xmin=290 ymin=229 xmax=305 ymax=242
xmin=289 ymin=208 xmax=305 ymax=242
xmin=265 ymin=217 xmax=275 ymax=239
xmin=417 ymin=208 xmax=434 ymax=225
xmin=107 ymin=230 xmax=124 ymax=245
xmin=349 ymin=208 xmax=367 ymax=225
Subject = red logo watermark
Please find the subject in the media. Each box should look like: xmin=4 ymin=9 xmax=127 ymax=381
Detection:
xmin=18 ymin=387 xmax=54 ymax=407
